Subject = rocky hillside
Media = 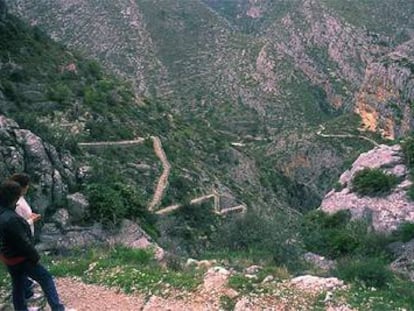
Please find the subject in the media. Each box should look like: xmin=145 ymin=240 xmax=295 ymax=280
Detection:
xmin=1 ymin=4 xmax=318 ymax=259
xmin=6 ymin=0 xmax=412 ymax=200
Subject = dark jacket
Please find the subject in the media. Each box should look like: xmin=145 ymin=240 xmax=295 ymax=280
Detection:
xmin=0 ymin=205 xmax=40 ymax=263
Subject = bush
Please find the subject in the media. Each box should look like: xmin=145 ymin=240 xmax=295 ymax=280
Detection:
xmin=301 ymin=210 xmax=356 ymax=258
xmin=85 ymin=183 xmax=129 ymax=227
xmin=210 ymin=209 xmax=302 ymax=270
xmin=392 ymin=222 xmax=414 ymax=242
xmin=85 ymin=181 xmax=157 ymax=232
xmin=300 ymin=210 xmax=390 ymax=259
xmin=402 ymin=136 xmax=414 ymax=168
xmin=352 ymin=168 xmax=398 ymax=196
xmin=158 ymin=202 xmax=219 ymax=257
xmin=334 ymin=257 xmax=393 ymax=288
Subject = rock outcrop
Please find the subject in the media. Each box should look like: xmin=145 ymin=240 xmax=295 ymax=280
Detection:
xmin=0 ymin=115 xmax=75 ymax=214
xmin=39 ymin=219 xmax=164 ymax=260
xmin=320 ymin=144 xmax=414 ymax=232
xmin=0 ymin=115 xmax=162 ymax=256
xmin=356 ymin=39 xmax=414 ymax=139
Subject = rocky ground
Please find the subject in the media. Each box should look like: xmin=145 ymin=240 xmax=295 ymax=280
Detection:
xmin=1 ymin=266 xmax=353 ymax=311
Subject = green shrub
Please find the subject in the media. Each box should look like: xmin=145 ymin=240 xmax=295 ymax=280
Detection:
xmin=47 ymin=82 xmax=73 ymax=105
xmin=407 ymin=184 xmax=414 ymax=201
xmin=85 ymin=181 xmax=157 ymax=233
xmin=85 ymin=183 xmax=129 ymax=227
xmin=159 ymin=201 xmax=219 ymax=257
xmin=334 ymin=257 xmax=393 ymax=288
xmin=219 ymin=295 xmax=236 ymax=311
xmin=401 ymin=136 xmax=414 ymax=168
xmin=352 ymin=168 xmax=398 ymax=196
xmin=210 ymin=209 xmax=302 ymax=270
xmin=333 ymin=181 xmax=344 ymax=191
xmin=300 ymin=210 xmax=390 ymax=259
xmin=392 ymin=222 xmax=414 ymax=242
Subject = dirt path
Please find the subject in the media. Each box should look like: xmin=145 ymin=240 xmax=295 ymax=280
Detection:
xmin=78 ymin=138 xmax=145 ymax=147
xmin=148 ymin=136 xmax=171 ymax=212
xmin=78 ymin=136 xmax=246 ymax=216
xmin=53 ymin=278 xmax=146 ymax=311
xmin=316 ymin=125 xmax=380 ymax=147
xmin=78 ymin=136 xmax=172 ymax=213
xmin=155 ymin=193 xmax=246 ymax=216
xmin=155 ymin=194 xmax=216 ymax=215
xmin=26 ymin=273 xmax=349 ymax=311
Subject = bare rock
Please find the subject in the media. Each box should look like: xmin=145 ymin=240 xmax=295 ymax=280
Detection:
xmin=304 ymin=252 xmax=336 ymax=272
xmin=51 ymin=208 xmax=70 ymax=227
xmin=320 ymin=144 xmax=414 ymax=232
xmin=110 ymin=219 xmax=165 ymax=261
xmin=245 ymin=265 xmax=262 ymax=274
xmin=66 ymin=192 xmax=89 ymax=223
xmin=0 ymin=115 xmax=73 ymax=217
xmin=290 ymin=275 xmax=346 ymax=293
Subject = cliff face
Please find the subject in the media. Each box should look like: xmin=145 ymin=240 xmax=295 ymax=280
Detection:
xmin=355 ymin=40 xmax=414 ymax=139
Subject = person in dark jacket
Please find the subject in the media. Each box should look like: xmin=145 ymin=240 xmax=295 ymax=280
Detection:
xmin=0 ymin=180 xmax=66 ymax=311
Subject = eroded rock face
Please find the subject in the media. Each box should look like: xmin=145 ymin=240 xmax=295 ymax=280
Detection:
xmin=0 ymin=115 xmax=75 ymax=214
xmin=355 ymin=40 xmax=414 ymax=139
xmin=320 ymin=144 xmax=414 ymax=232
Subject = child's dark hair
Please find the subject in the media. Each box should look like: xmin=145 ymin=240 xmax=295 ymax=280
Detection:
xmin=0 ymin=180 xmax=22 ymax=207
xmin=9 ymin=173 xmax=30 ymax=187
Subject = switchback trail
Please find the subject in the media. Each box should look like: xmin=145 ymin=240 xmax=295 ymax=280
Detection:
xmin=316 ymin=125 xmax=380 ymax=147
xmin=147 ymin=136 xmax=171 ymax=212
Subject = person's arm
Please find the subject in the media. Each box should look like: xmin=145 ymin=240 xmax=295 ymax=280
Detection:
xmin=15 ymin=197 xmax=32 ymax=221
xmin=5 ymin=217 xmax=40 ymax=263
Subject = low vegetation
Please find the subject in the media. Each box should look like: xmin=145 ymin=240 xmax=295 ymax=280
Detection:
xmin=300 ymin=209 xmax=414 ymax=309
xmin=352 ymin=168 xmax=398 ymax=196
xmin=402 ymin=136 xmax=414 ymax=201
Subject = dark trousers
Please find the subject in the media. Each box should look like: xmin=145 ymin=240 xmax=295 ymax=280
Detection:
xmin=7 ymin=261 xmax=64 ymax=311
xmin=24 ymin=277 xmax=34 ymax=299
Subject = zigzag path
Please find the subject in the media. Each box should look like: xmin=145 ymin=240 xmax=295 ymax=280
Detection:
xmin=316 ymin=125 xmax=380 ymax=147
xmin=79 ymin=137 xmax=246 ymax=216
xmin=147 ymin=136 xmax=171 ymax=212
xmin=78 ymin=136 xmax=171 ymax=212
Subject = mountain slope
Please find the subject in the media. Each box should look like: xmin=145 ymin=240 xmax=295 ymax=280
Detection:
xmin=3 ymin=0 xmax=412 ymax=223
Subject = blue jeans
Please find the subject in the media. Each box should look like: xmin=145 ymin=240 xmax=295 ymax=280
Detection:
xmin=7 ymin=261 xmax=64 ymax=311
